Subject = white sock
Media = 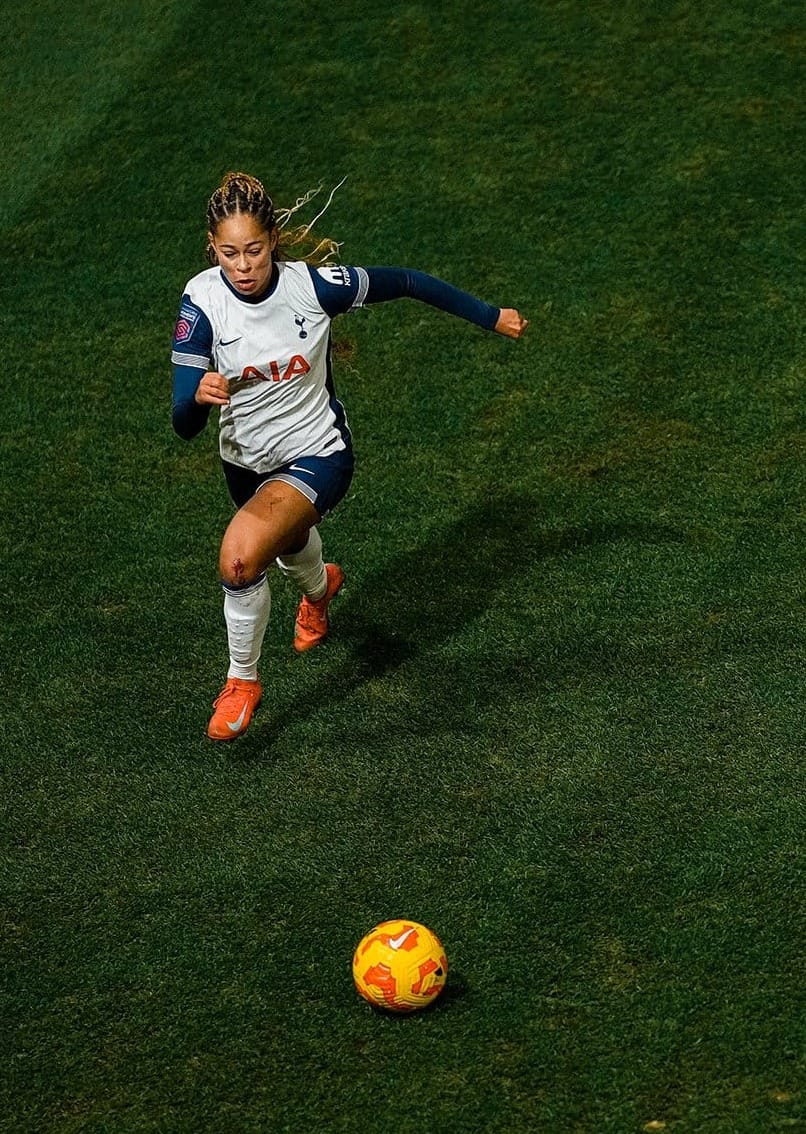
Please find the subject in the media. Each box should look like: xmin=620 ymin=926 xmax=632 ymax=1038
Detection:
xmin=276 ymin=527 xmax=327 ymax=600
xmin=223 ymin=572 xmax=271 ymax=681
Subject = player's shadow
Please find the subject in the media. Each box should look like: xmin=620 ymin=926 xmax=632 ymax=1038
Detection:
xmin=242 ymin=490 xmax=686 ymax=749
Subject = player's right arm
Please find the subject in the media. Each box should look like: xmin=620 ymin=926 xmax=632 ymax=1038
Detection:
xmin=171 ymin=296 xmax=217 ymax=439
xmin=193 ymin=372 xmax=231 ymax=406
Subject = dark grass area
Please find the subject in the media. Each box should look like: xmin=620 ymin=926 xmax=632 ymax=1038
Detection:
xmin=1 ymin=1 xmax=804 ymax=1131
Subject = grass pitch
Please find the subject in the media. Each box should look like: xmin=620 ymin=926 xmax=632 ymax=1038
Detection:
xmin=1 ymin=2 xmax=804 ymax=1131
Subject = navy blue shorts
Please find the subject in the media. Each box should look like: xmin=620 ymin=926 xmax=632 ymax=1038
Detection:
xmin=222 ymin=447 xmax=355 ymax=516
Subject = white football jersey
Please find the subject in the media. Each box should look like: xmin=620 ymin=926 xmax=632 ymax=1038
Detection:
xmin=172 ymin=262 xmax=368 ymax=472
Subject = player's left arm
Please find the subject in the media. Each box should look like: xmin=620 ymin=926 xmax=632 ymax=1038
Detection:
xmin=308 ymin=264 xmax=527 ymax=337
xmin=494 ymin=307 xmax=529 ymax=339
xmin=363 ymin=267 xmax=527 ymax=337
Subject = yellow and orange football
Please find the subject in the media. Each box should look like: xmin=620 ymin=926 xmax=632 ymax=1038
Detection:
xmin=352 ymin=919 xmax=448 ymax=1012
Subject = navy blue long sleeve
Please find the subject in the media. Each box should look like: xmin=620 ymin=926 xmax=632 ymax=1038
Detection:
xmin=172 ymin=367 xmax=212 ymax=440
xmin=361 ymin=267 xmax=500 ymax=330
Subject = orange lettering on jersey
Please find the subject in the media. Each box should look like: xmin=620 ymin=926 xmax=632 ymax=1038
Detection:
xmin=283 ymin=354 xmax=311 ymax=381
xmin=241 ymin=355 xmax=312 ymax=383
xmin=241 ymin=365 xmax=265 ymax=381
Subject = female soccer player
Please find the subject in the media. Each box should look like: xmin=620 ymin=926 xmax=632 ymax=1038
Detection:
xmin=172 ymin=172 xmax=528 ymax=740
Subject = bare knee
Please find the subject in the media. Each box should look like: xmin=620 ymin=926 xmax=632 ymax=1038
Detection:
xmin=218 ymin=546 xmax=263 ymax=588
xmin=218 ymin=484 xmax=318 ymax=586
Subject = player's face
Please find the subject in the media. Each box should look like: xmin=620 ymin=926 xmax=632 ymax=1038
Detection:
xmin=209 ymin=213 xmax=278 ymax=298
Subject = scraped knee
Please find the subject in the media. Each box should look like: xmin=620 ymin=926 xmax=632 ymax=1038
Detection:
xmin=219 ymin=551 xmax=262 ymax=589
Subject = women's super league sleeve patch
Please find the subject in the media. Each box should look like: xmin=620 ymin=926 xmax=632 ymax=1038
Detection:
xmin=174 ymin=305 xmax=199 ymax=344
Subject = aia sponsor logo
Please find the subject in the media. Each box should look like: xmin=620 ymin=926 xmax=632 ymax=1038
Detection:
xmin=240 ymin=354 xmax=311 ymax=383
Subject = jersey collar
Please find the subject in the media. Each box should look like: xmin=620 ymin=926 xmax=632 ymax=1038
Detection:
xmin=218 ymin=262 xmax=280 ymax=304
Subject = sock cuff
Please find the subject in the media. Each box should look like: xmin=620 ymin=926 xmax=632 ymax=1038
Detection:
xmin=276 ymin=525 xmax=321 ymax=569
xmin=221 ymin=570 xmax=267 ymax=597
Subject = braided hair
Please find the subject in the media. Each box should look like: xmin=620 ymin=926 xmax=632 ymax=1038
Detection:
xmin=206 ymin=171 xmax=340 ymax=266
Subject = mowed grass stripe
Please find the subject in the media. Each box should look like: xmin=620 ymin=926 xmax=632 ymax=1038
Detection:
xmin=0 ymin=0 xmax=190 ymax=230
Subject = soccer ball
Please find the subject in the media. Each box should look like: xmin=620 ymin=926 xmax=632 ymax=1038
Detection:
xmin=352 ymin=919 xmax=448 ymax=1012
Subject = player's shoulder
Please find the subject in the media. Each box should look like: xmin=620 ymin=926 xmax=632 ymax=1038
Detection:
xmin=276 ymin=261 xmax=314 ymax=290
xmin=276 ymin=260 xmax=364 ymax=316
xmin=182 ymin=266 xmax=223 ymax=306
xmin=311 ymin=263 xmax=363 ymax=289
xmin=278 ymin=261 xmax=364 ymax=290
xmin=305 ymin=263 xmax=369 ymax=315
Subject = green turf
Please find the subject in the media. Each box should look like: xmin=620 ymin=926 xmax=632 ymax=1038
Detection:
xmin=1 ymin=1 xmax=804 ymax=1131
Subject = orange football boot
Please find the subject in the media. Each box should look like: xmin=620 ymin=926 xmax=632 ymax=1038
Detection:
xmin=293 ymin=563 xmax=345 ymax=653
xmin=206 ymin=677 xmax=262 ymax=741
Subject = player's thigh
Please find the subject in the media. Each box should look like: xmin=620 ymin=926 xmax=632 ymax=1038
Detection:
xmin=219 ymin=482 xmax=319 ymax=584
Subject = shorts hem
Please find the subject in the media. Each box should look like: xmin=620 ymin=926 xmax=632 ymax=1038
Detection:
xmin=259 ymin=474 xmax=318 ymax=507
